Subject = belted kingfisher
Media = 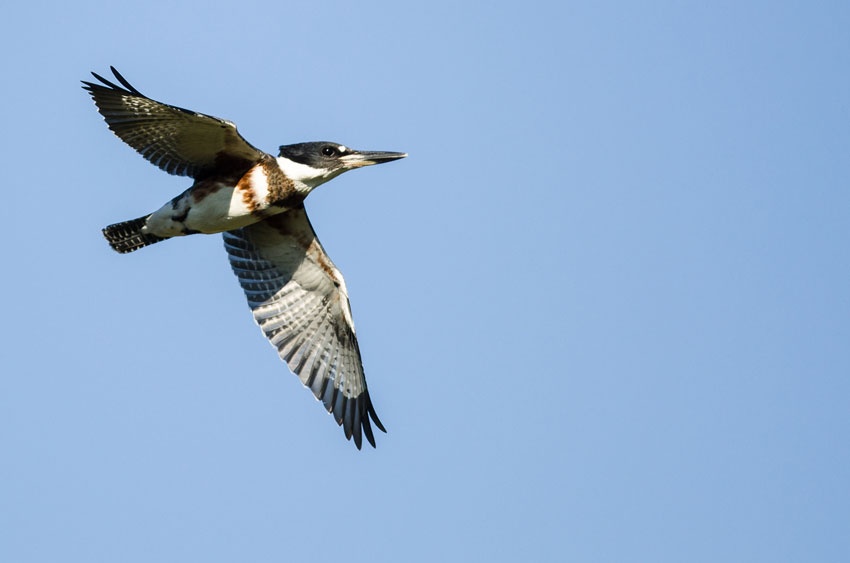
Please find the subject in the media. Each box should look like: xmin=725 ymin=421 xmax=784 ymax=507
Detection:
xmin=83 ymin=67 xmax=406 ymax=449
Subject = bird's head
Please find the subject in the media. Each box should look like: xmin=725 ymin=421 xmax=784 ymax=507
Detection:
xmin=276 ymin=142 xmax=407 ymax=192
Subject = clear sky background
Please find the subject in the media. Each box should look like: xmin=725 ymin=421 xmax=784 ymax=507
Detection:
xmin=2 ymin=1 xmax=848 ymax=562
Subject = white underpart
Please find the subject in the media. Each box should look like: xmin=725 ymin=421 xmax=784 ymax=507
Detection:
xmin=146 ymin=180 xmax=266 ymax=237
xmin=193 ymin=186 xmax=257 ymax=231
xmin=230 ymin=165 xmax=269 ymax=216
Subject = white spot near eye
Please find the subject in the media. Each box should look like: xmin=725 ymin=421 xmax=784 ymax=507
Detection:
xmin=338 ymin=145 xmax=347 ymax=153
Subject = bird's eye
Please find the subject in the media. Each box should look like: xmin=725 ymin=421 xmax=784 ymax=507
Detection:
xmin=322 ymin=146 xmax=337 ymax=157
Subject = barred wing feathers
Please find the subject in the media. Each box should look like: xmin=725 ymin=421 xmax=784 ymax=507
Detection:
xmin=223 ymin=208 xmax=385 ymax=449
xmin=82 ymin=66 xmax=264 ymax=179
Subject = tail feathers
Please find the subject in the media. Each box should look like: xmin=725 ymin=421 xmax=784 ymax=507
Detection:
xmin=103 ymin=215 xmax=166 ymax=253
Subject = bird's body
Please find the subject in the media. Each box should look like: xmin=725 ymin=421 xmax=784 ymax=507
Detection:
xmin=149 ymin=158 xmax=291 ymax=235
xmin=131 ymin=154 xmax=296 ymax=242
xmin=84 ymin=67 xmax=405 ymax=449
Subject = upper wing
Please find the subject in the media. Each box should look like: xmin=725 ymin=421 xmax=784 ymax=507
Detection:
xmin=82 ymin=67 xmax=265 ymax=179
xmin=223 ymin=207 xmax=386 ymax=449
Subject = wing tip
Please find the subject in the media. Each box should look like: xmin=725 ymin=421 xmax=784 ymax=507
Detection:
xmin=359 ymin=391 xmax=386 ymax=449
xmin=367 ymin=398 xmax=387 ymax=434
xmin=337 ymin=391 xmax=385 ymax=450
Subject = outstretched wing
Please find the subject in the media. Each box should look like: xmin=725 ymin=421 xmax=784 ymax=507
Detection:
xmin=82 ymin=66 xmax=265 ymax=179
xmin=223 ymin=207 xmax=386 ymax=449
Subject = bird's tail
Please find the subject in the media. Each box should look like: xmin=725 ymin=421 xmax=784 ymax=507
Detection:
xmin=103 ymin=215 xmax=166 ymax=254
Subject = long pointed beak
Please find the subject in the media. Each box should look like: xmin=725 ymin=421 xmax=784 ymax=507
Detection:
xmin=340 ymin=150 xmax=408 ymax=169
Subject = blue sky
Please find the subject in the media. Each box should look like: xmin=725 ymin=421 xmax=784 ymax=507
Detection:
xmin=2 ymin=1 xmax=849 ymax=561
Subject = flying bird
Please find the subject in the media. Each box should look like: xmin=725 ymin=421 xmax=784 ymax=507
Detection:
xmin=83 ymin=67 xmax=406 ymax=449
